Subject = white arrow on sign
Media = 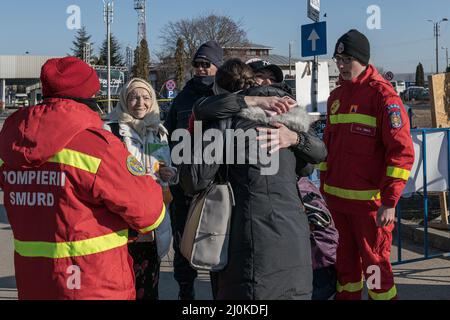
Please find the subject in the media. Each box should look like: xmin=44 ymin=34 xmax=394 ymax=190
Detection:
xmin=308 ymin=29 xmax=320 ymax=51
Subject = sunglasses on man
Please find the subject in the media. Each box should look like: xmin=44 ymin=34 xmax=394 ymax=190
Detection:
xmin=192 ymin=60 xmax=211 ymax=69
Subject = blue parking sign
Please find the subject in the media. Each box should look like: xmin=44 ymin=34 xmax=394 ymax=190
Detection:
xmin=301 ymin=21 xmax=327 ymax=57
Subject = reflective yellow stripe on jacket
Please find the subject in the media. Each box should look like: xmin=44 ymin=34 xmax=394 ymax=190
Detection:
xmin=139 ymin=204 xmax=166 ymax=234
xmin=324 ymin=184 xmax=381 ymax=201
xmin=316 ymin=162 xmax=327 ymax=172
xmin=336 ymin=279 xmax=364 ymax=293
xmin=368 ymin=285 xmax=397 ymax=300
xmin=49 ymin=148 xmax=101 ymax=174
xmin=329 ymin=113 xmax=377 ymax=127
xmin=387 ymin=166 xmax=410 ymax=181
xmin=14 ymin=229 xmax=129 ymax=258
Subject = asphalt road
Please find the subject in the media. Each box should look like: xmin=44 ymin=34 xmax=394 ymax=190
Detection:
xmin=1 ymin=198 xmax=449 ymax=300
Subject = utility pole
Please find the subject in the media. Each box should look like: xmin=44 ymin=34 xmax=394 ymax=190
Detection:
xmin=428 ymin=18 xmax=448 ymax=74
xmin=288 ymin=41 xmax=293 ymax=76
xmin=103 ymin=0 xmax=114 ymax=113
xmin=442 ymin=46 xmax=449 ymax=71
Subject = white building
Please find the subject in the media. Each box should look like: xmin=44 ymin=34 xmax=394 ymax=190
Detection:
xmin=0 ymin=55 xmax=60 ymax=106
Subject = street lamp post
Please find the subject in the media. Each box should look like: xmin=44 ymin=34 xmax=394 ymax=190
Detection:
xmin=428 ymin=18 xmax=448 ymax=74
xmin=103 ymin=0 xmax=114 ymax=113
xmin=83 ymin=42 xmax=92 ymax=65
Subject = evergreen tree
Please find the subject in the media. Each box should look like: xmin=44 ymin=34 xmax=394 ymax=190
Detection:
xmin=92 ymin=56 xmax=105 ymax=66
xmin=99 ymin=33 xmax=124 ymax=66
xmin=70 ymin=26 xmax=93 ymax=61
xmin=132 ymin=39 xmax=151 ymax=80
xmin=415 ymin=62 xmax=425 ymax=87
xmin=174 ymin=38 xmax=185 ymax=88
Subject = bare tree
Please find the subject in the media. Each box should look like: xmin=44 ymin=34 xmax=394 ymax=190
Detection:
xmin=159 ymin=13 xmax=248 ymax=63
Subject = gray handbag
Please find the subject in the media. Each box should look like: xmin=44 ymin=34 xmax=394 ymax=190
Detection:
xmin=180 ymin=118 xmax=235 ymax=271
xmin=180 ymin=179 xmax=235 ymax=271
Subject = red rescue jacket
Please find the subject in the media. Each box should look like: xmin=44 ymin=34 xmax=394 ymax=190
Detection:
xmin=0 ymin=99 xmax=165 ymax=300
xmin=319 ymin=65 xmax=414 ymax=212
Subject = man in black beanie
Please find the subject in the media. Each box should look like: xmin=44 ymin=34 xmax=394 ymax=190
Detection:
xmin=333 ymin=29 xmax=371 ymax=80
xmin=320 ymin=29 xmax=414 ymax=300
xmin=165 ymin=40 xmax=223 ymax=300
xmin=192 ymin=40 xmax=223 ymax=74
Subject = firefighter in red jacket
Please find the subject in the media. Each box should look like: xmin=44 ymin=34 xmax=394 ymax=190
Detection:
xmin=0 ymin=57 xmax=165 ymax=300
xmin=319 ymin=30 xmax=414 ymax=300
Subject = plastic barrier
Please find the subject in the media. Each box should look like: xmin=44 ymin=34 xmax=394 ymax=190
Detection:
xmin=393 ymin=128 xmax=450 ymax=265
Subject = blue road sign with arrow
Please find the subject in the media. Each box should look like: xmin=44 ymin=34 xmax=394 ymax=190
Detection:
xmin=301 ymin=21 xmax=327 ymax=57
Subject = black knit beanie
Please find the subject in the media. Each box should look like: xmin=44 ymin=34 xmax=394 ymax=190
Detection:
xmin=334 ymin=29 xmax=370 ymax=65
xmin=193 ymin=40 xmax=224 ymax=68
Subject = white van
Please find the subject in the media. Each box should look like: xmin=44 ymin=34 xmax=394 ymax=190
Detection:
xmin=390 ymin=81 xmax=406 ymax=95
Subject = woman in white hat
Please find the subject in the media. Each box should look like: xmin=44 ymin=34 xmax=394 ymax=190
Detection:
xmin=105 ymin=78 xmax=176 ymax=300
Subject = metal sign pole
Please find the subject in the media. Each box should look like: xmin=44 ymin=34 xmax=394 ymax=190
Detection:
xmin=308 ymin=0 xmax=320 ymax=112
xmin=312 ymin=56 xmax=318 ymax=112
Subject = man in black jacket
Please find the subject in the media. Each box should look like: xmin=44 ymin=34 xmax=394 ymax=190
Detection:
xmin=165 ymin=40 xmax=223 ymax=300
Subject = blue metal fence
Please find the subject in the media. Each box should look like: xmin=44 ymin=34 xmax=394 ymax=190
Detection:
xmin=393 ymin=127 xmax=450 ymax=265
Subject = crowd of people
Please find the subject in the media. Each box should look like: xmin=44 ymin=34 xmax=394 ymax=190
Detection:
xmin=0 ymin=28 xmax=414 ymax=300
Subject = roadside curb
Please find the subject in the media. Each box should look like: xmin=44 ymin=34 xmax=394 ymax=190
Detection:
xmin=399 ymin=219 xmax=450 ymax=252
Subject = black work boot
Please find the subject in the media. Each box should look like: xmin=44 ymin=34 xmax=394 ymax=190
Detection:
xmin=178 ymin=282 xmax=195 ymax=300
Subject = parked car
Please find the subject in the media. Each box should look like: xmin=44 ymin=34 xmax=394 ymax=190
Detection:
xmin=14 ymin=93 xmax=29 ymax=107
xmin=417 ymin=88 xmax=430 ymax=101
xmin=403 ymin=86 xmax=425 ymax=101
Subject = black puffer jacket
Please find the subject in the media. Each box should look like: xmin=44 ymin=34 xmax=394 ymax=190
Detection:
xmin=193 ymin=85 xmax=327 ymax=173
xmin=180 ymin=86 xmax=326 ymax=300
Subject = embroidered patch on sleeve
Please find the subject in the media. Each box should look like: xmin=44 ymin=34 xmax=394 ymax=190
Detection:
xmin=386 ymin=104 xmax=401 ymax=112
xmin=126 ymin=155 xmax=146 ymax=176
xmin=389 ymin=111 xmax=402 ymax=129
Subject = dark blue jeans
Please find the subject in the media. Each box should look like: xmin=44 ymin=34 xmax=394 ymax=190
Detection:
xmin=312 ymin=266 xmax=337 ymax=300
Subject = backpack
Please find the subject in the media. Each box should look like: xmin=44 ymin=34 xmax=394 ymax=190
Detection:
xmin=297 ymin=177 xmax=339 ymax=270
